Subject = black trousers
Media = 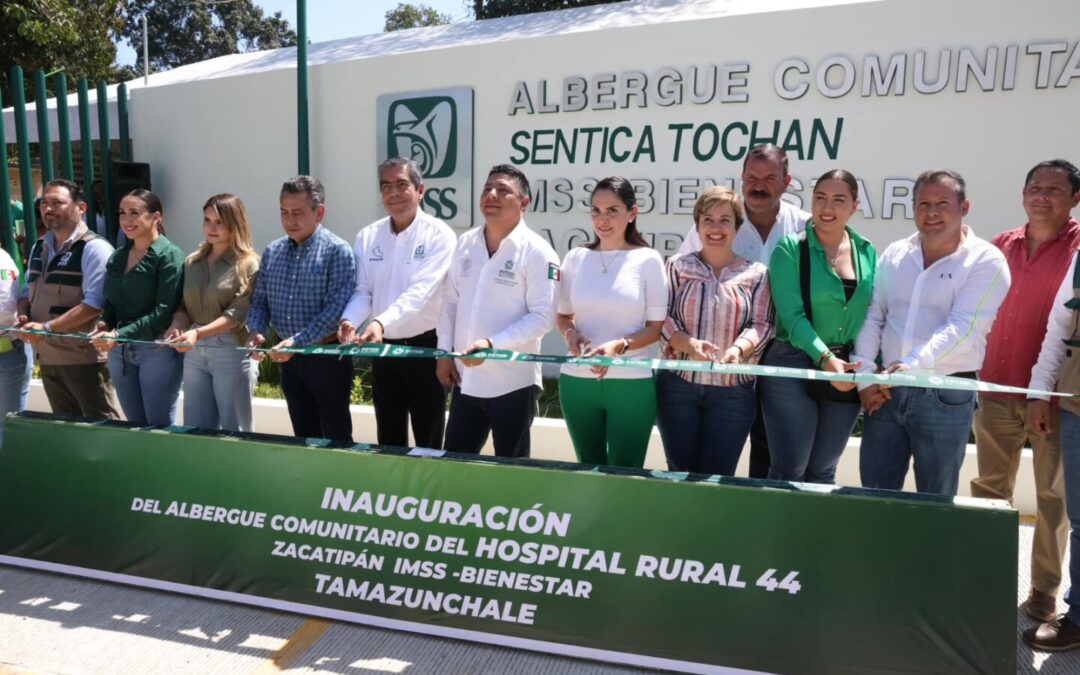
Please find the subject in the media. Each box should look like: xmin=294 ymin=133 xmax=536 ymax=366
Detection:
xmin=280 ymin=353 xmax=353 ymax=442
xmin=444 ymin=384 xmax=540 ymax=459
xmin=748 ymin=392 xmax=770 ymax=478
xmin=748 ymin=342 xmax=772 ymax=478
xmin=371 ymin=329 xmax=446 ymax=449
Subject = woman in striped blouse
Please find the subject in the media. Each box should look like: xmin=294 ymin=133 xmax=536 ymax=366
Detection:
xmin=656 ymin=186 xmax=773 ymax=475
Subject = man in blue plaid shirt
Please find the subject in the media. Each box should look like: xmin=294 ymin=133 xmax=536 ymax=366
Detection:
xmin=246 ymin=176 xmax=356 ymax=442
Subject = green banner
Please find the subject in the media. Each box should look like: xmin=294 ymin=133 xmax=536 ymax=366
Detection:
xmin=0 ymin=414 xmax=1017 ymax=674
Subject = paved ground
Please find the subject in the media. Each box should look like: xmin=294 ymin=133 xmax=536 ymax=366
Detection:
xmin=0 ymin=567 xmax=652 ymax=675
xmin=0 ymin=524 xmax=1075 ymax=674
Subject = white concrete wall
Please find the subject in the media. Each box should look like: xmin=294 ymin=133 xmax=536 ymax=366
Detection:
xmin=25 ymin=380 xmax=1034 ymax=515
xmin=128 ymin=0 xmax=1080 ymax=260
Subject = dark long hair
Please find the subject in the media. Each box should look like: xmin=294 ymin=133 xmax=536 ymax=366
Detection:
xmin=123 ymin=188 xmax=165 ymax=235
xmin=814 ymin=169 xmax=859 ymax=199
xmin=585 ymin=176 xmax=649 ymax=249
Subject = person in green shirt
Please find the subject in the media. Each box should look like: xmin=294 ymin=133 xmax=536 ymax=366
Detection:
xmin=759 ymin=170 xmax=877 ymax=483
xmin=8 ymin=199 xmax=25 ymax=268
xmin=90 ymin=189 xmax=185 ymax=425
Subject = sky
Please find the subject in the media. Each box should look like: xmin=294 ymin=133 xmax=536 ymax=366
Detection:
xmin=116 ymin=0 xmax=474 ymax=67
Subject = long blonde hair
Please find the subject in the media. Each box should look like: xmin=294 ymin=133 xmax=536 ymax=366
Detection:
xmin=189 ymin=193 xmax=258 ymax=292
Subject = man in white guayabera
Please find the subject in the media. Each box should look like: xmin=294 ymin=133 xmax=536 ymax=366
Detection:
xmin=339 ymin=158 xmax=455 ymax=450
xmin=437 ymin=164 xmax=559 ymax=459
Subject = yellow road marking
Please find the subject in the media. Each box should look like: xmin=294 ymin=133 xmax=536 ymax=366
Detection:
xmin=251 ymin=618 xmax=331 ymax=673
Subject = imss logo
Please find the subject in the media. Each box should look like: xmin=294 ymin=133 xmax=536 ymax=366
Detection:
xmin=377 ymin=88 xmax=474 ymax=228
xmin=387 ymin=97 xmax=458 ymax=179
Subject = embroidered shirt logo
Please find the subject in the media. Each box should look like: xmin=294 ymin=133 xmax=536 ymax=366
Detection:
xmin=496 ymin=259 xmax=517 ymax=285
xmin=370 ymin=245 xmax=385 ymax=262
xmin=413 ymin=245 xmax=425 ymax=261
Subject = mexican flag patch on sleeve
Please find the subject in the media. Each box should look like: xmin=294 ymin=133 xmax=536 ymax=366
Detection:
xmin=547 ymin=262 xmax=561 ymax=281
xmin=0 ymin=269 xmax=17 ymax=282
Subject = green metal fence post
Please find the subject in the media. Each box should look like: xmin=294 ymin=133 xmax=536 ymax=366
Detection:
xmin=118 ymin=83 xmax=131 ymax=162
xmin=0 ymin=89 xmax=15 ymax=264
xmin=96 ymin=80 xmax=115 ymax=244
xmin=297 ymin=0 xmax=309 ymax=175
xmin=77 ymin=79 xmax=96 ymax=232
xmin=33 ymin=70 xmax=54 ymax=184
xmin=11 ymin=67 xmax=36 ymax=250
xmin=56 ymin=72 xmax=74 ymax=180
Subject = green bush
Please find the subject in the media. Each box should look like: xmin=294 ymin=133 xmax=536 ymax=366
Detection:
xmin=252 ymin=356 xmax=565 ymax=417
xmin=255 ymin=356 xmax=374 ymax=405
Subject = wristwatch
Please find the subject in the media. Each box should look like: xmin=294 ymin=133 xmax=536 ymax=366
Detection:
xmin=43 ymin=321 xmax=53 ymax=334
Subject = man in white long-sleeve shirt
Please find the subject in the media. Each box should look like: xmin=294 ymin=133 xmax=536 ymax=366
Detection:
xmin=339 ymin=158 xmax=456 ymax=449
xmin=853 ymin=169 xmax=1010 ymax=496
xmin=437 ymin=164 xmax=559 ymax=458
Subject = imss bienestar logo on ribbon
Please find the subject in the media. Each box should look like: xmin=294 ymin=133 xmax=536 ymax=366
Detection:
xmin=377 ymin=88 xmax=474 ymax=229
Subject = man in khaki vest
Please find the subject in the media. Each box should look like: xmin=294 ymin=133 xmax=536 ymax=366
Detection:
xmin=16 ymin=179 xmax=120 ymax=419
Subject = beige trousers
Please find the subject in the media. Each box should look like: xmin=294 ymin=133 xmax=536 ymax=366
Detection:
xmin=972 ymin=395 xmax=1066 ymax=595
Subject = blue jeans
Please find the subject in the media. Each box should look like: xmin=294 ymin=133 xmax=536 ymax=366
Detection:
xmin=1062 ymin=410 xmax=1080 ymax=624
xmin=859 ymin=385 xmax=975 ymax=495
xmin=0 ymin=339 xmax=31 ymax=447
xmin=108 ymin=342 xmax=184 ymax=426
xmin=655 ymin=370 xmax=756 ymax=475
xmin=759 ymin=341 xmax=860 ymax=483
xmin=182 ymin=333 xmax=257 ymax=432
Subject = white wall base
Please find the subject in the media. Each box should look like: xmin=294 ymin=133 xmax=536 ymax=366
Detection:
xmin=26 ymin=379 xmax=1035 ymax=515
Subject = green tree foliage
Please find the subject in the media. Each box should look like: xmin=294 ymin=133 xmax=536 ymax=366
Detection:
xmin=384 ymin=3 xmax=453 ymax=31
xmin=473 ymin=0 xmax=625 ymax=20
xmin=121 ymin=0 xmax=297 ymax=73
xmin=0 ymin=0 xmax=123 ymax=105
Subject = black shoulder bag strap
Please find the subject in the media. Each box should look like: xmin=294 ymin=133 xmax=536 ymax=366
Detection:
xmin=798 ymin=230 xmax=813 ymax=326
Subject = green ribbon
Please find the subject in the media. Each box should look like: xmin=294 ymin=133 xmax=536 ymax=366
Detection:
xmin=5 ymin=328 xmax=1072 ymax=398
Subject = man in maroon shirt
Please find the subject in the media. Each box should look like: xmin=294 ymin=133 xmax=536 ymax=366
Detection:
xmin=972 ymin=159 xmax=1080 ymax=622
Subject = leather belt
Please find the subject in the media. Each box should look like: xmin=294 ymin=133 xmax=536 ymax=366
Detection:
xmin=385 ymin=328 xmax=437 ymax=347
xmin=947 ymin=371 xmax=977 ymax=380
